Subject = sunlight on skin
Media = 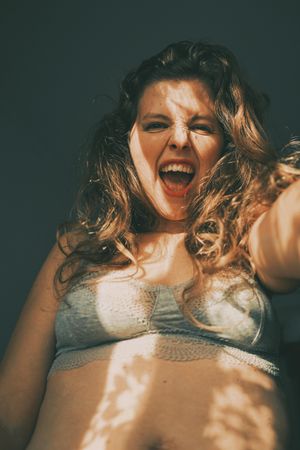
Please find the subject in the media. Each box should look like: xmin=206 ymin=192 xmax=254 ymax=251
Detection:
xmin=249 ymin=179 xmax=300 ymax=292
xmin=203 ymin=383 xmax=276 ymax=450
xmin=116 ymin=372 xmax=150 ymax=420
xmin=216 ymin=358 xmax=275 ymax=391
xmin=128 ymin=79 xmax=224 ymax=225
xmin=79 ymin=351 xmax=151 ymax=450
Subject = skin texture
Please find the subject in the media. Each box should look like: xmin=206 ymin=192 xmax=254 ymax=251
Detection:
xmin=26 ymin=358 xmax=288 ymax=450
xmin=128 ymin=79 xmax=224 ymax=229
xmin=248 ymin=179 xmax=300 ymax=292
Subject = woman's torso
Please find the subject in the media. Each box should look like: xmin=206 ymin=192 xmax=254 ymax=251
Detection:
xmin=26 ymin=233 xmax=289 ymax=450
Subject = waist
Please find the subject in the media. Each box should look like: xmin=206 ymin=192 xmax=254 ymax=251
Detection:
xmin=30 ymin=350 xmax=289 ymax=450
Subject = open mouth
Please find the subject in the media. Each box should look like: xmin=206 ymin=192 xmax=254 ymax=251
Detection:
xmin=159 ymin=162 xmax=195 ymax=196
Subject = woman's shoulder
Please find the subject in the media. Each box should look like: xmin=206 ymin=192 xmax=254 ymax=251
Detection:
xmin=56 ymin=227 xmax=87 ymax=254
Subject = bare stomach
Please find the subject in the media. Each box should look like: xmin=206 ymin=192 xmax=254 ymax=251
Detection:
xmin=26 ymin=357 xmax=289 ymax=450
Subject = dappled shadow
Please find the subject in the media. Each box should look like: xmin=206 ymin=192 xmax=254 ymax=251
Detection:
xmin=26 ymin=264 xmax=290 ymax=449
xmin=27 ymin=340 xmax=290 ymax=450
xmin=123 ymin=354 xmax=289 ymax=450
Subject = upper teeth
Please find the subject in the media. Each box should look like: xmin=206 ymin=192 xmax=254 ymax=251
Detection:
xmin=160 ymin=163 xmax=194 ymax=174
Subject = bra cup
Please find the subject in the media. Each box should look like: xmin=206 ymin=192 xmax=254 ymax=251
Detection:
xmin=55 ymin=279 xmax=156 ymax=354
xmin=177 ymin=273 xmax=280 ymax=352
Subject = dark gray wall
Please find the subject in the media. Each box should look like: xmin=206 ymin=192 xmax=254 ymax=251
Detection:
xmin=1 ymin=0 xmax=300 ymax=358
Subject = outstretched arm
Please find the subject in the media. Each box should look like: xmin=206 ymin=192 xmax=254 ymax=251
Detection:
xmin=248 ymin=179 xmax=300 ymax=293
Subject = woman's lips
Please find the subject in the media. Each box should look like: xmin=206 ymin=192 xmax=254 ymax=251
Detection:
xmin=158 ymin=159 xmax=196 ymax=198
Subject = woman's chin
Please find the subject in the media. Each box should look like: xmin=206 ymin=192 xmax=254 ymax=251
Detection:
xmin=155 ymin=206 xmax=187 ymax=229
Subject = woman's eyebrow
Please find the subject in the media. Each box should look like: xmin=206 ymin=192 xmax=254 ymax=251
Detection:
xmin=190 ymin=113 xmax=216 ymax=123
xmin=141 ymin=113 xmax=216 ymax=122
xmin=141 ymin=113 xmax=170 ymax=121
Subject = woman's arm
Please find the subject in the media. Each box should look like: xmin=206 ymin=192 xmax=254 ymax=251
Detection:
xmin=0 ymin=237 xmax=69 ymax=450
xmin=248 ymin=179 xmax=300 ymax=293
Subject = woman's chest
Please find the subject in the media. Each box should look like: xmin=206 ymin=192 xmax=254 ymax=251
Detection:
xmin=134 ymin=232 xmax=195 ymax=286
xmin=55 ymin=268 xmax=276 ymax=357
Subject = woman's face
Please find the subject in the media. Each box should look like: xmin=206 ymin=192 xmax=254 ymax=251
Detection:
xmin=128 ymin=79 xmax=224 ymax=227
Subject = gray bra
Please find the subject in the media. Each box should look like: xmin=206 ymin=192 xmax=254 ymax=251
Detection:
xmin=48 ymin=269 xmax=281 ymax=378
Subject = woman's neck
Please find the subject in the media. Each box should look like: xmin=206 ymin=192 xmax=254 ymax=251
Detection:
xmin=155 ymin=217 xmax=187 ymax=234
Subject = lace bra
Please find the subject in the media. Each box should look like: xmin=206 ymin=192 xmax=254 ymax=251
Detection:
xmin=48 ymin=269 xmax=282 ymax=378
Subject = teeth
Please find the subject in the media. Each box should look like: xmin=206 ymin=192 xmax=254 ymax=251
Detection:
xmin=160 ymin=163 xmax=194 ymax=174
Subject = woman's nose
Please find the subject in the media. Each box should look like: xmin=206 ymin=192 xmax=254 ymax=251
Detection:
xmin=168 ymin=125 xmax=191 ymax=151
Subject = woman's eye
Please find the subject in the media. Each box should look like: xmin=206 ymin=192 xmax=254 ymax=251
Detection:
xmin=191 ymin=124 xmax=213 ymax=133
xmin=144 ymin=122 xmax=168 ymax=131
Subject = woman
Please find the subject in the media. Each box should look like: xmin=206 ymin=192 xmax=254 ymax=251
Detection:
xmin=1 ymin=40 xmax=300 ymax=450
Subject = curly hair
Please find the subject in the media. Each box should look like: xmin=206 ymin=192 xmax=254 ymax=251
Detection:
xmin=53 ymin=40 xmax=300 ymax=313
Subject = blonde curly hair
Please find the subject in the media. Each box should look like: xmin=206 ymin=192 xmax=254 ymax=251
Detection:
xmin=54 ymin=40 xmax=300 ymax=320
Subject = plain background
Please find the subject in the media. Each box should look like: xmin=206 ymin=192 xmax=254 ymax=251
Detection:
xmin=1 ymin=0 xmax=300 ymax=447
xmin=1 ymin=0 xmax=299 ymax=367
